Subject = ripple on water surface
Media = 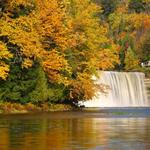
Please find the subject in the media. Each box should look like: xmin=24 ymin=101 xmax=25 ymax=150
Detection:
xmin=0 ymin=110 xmax=150 ymax=150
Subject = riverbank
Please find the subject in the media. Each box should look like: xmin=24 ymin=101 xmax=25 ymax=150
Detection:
xmin=0 ymin=102 xmax=73 ymax=114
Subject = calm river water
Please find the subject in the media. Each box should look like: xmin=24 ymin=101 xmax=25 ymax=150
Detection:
xmin=0 ymin=108 xmax=150 ymax=150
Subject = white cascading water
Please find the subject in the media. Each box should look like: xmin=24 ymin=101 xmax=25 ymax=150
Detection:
xmin=84 ymin=71 xmax=149 ymax=107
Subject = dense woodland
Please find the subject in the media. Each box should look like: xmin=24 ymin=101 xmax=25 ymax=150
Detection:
xmin=0 ymin=0 xmax=149 ymax=108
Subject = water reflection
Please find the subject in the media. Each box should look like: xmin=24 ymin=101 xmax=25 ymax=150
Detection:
xmin=0 ymin=113 xmax=150 ymax=150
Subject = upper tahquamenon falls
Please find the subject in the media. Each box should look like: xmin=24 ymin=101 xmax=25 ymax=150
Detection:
xmin=84 ymin=71 xmax=149 ymax=107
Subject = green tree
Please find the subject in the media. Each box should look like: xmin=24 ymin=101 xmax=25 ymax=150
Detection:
xmin=124 ymin=47 xmax=140 ymax=71
xmin=129 ymin=0 xmax=147 ymax=13
xmin=0 ymin=64 xmax=37 ymax=103
xmin=29 ymin=67 xmax=50 ymax=103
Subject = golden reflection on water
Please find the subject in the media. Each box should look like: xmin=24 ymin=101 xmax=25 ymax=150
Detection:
xmin=0 ymin=114 xmax=150 ymax=150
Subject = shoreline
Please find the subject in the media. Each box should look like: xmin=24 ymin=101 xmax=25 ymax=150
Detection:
xmin=0 ymin=102 xmax=74 ymax=115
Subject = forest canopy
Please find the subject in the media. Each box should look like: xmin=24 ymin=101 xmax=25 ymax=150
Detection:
xmin=0 ymin=0 xmax=149 ymax=105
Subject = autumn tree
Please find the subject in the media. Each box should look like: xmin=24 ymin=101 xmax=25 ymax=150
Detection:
xmin=0 ymin=0 xmax=70 ymax=103
xmin=0 ymin=41 xmax=13 ymax=80
xmin=107 ymin=0 xmax=150 ymax=70
xmin=124 ymin=47 xmax=140 ymax=71
xmin=64 ymin=0 xmax=119 ymax=101
xmin=0 ymin=0 xmax=119 ymax=104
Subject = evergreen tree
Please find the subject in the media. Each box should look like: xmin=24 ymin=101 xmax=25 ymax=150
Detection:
xmin=0 ymin=64 xmax=37 ymax=103
xmin=28 ymin=67 xmax=50 ymax=103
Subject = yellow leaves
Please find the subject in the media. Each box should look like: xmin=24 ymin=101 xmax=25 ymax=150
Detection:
xmin=126 ymin=13 xmax=144 ymax=30
xmin=8 ymin=0 xmax=33 ymax=7
xmin=34 ymin=0 xmax=70 ymax=51
xmin=109 ymin=6 xmax=150 ymax=34
xmin=66 ymin=0 xmax=114 ymax=67
xmin=0 ymin=14 xmax=41 ymax=68
xmin=74 ymin=0 xmax=102 ymax=17
xmin=6 ymin=0 xmax=34 ymax=18
xmin=116 ymin=1 xmax=128 ymax=14
xmin=42 ymin=50 xmax=71 ymax=84
xmin=63 ymin=0 xmax=120 ymax=100
xmin=0 ymin=62 xmax=10 ymax=80
xmin=98 ymin=47 xmax=119 ymax=70
xmin=1 ymin=0 xmax=70 ymax=83
xmin=22 ymin=58 xmax=33 ymax=68
xmin=109 ymin=13 xmax=122 ymax=31
xmin=0 ymin=0 xmax=122 ymax=100
xmin=42 ymin=51 xmax=65 ymax=71
xmin=69 ymin=72 xmax=95 ymax=100
xmin=143 ymin=0 xmax=150 ymax=3
xmin=109 ymin=5 xmax=150 ymax=61
xmin=0 ymin=42 xmax=13 ymax=59
xmin=0 ymin=42 xmax=13 ymax=80
xmin=0 ymin=16 xmax=40 ymax=57
xmin=36 ymin=0 xmax=65 ymax=32
xmin=124 ymin=47 xmax=140 ymax=71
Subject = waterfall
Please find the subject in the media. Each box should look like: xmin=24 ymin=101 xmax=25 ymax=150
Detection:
xmin=83 ymin=71 xmax=149 ymax=107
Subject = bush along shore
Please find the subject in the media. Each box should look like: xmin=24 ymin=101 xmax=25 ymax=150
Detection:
xmin=0 ymin=102 xmax=75 ymax=114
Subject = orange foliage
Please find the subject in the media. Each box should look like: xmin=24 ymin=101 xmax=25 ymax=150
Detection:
xmin=0 ymin=0 xmax=120 ymax=101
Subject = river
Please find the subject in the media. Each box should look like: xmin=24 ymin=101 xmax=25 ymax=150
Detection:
xmin=0 ymin=108 xmax=150 ymax=150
